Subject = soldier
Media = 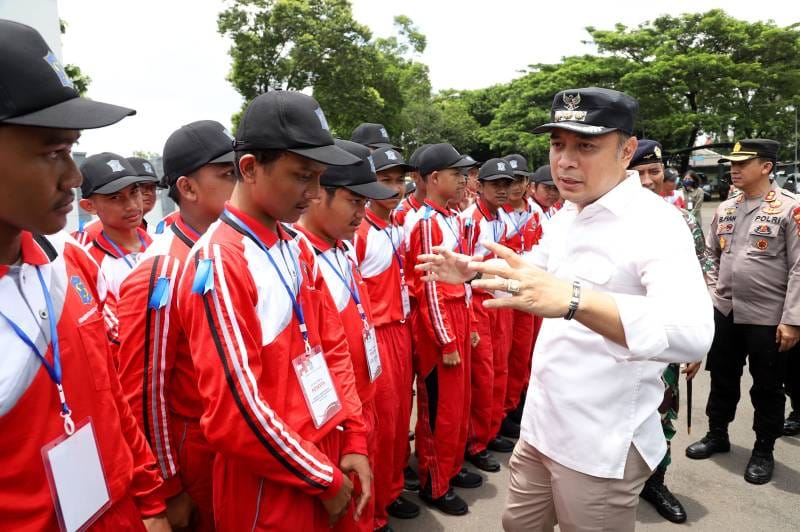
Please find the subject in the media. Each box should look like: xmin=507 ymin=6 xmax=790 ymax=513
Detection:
xmin=686 ymin=139 xmax=800 ymax=485
xmin=629 ymin=139 xmax=705 ymax=524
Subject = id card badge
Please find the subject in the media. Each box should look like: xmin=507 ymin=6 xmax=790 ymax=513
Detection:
xmin=464 ymin=282 xmax=473 ymax=306
xmin=363 ymin=326 xmax=382 ymax=382
xmin=41 ymin=418 xmax=111 ymax=532
xmin=400 ymin=283 xmax=411 ymax=319
xmin=293 ymin=346 xmax=342 ymax=429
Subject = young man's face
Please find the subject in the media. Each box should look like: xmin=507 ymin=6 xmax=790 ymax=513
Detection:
xmin=412 ymin=171 xmax=427 ymax=196
xmin=0 ymin=125 xmax=82 ymax=235
xmin=312 ymin=188 xmax=368 ymax=242
xmin=466 ymin=167 xmax=479 ymax=192
xmin=549 ymin=130 xmax=636 ymax=208
xmin=80 ymin=183 xmax=143 ymax=231
xmin=243 ymin=152 xmax=325 ymax=223
xmin=662 ymin=179 xmax=677 ymax=193
xmin=374 ymin=168 xmax=405 ymax=211
xmin=730 ymin=158 xmax=771 ymax=192
xmin=508 ymin=176 xmax=528 ymax=203
xmin=139 ymin=182 xmax=158 ymax=215
xmin=633 ymin=162 xmax=664 ymax=193
xmin=430 ymin=168 xmax=465 ymax=202
xmin=183 ymin=162 xmax=236 ymax=221
xmin=479 ymin=178 xmax=512 ymax=210
xmin=533 ymin=183 xmax=560 ymax=208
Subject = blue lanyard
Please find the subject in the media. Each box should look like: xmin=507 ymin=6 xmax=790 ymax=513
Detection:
xmin=223 ymin=210 xmax=311 ymax=348
xmin=0 ymin=266 xmax=74 ymax=434
xmin=509 ymin=208 xmax=531 ymax=251
xmin=102 ymin=230 xmax=145 ymax=269
xmin=476 ymin=202 xmax=503 ymax=244
xmin=318 ymin=248 xmax=369 ymax=326
xmin=383 ymin=225 xmax=405 ymax=273
xmin=440 ymin=213 xmax=464 ymax=254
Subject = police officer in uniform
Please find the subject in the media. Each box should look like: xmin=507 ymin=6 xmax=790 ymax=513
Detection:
xmin=686 ymin=139 xmax=800 ymax=484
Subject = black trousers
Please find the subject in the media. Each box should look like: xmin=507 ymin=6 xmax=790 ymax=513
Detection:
xmin=705 ymin=309 xmax=788 ymax=446
xmin=787 ymin=343 xmax=800 ymax=413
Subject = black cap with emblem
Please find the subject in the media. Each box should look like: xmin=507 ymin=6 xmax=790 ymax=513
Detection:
xmin=351 ymin=122 xmax=400 ymax=150
xmin=478 ymin=158 xmax=516 ymax=181
xmin=234 ymin=91 xmax=360 ymax=166
xmin=372 ymin=147 xmax=413 ymax=173
xmin=163 ymin=120 xmax=236 ymax=186
xmin=533 ymin=87 xmax=638 ymax=136
xmin=320 ymin=140 xmax=398 ymax=200
xmin=80 ymin=153 xmax=147 ymax=197
xmin=718 ymin=139 xmax=780 ymax=163
xmin=126 ymin=157 xmax=161 ymax=184
xmin=628 ymin=139 xmax=663 ymax=169
xmin=417 ymin=143 xmax=477 ymax=176
xmin=0 ymin=19 xmax=135 ymax=129
xmin=504 ymin=154 xmax=532 ymax=178
xmin=408 ymin=144 xmax=433 ymax=170
xmin=532 ymin=165 xmax=554 ymax=185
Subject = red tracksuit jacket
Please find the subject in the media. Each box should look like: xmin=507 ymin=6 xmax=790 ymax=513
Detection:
xmin=0 ymin=232 xmax=165 ymax=529
xmin=500 ymin=202 xmax=542 ymax=254
xmin=295 ymin=225 xmax=379 ymax=404
xmin=116 ymin=216 xmax=203 ymax=497
xmin=177 ymin=204 xmax=367 ymax=499
xmin=461 ymin=197 xmax=508 ymax=260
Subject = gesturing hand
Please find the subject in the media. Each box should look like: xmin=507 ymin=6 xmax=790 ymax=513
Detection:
xmin=416 ymin=246 xmax=482 ymax=285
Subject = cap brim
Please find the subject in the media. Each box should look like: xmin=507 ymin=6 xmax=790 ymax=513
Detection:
xmin=288 ymin=144 xmax=361 ymax=166
xmin=450 ymin=158 xmax=479 ymax=170
xmin=136 ymin=175 xmax=160 ymax=184
xmin=479 ymin=173 xmax=515 ymax=182
xmin=90 ymin=175 xmax=148 ymax=195
xmin=532 ymin=122 xmax=617 ymax=136
xmin=369 ymin=142 xmax=402 ymax=150
xmin=512 ymin=170 xmax=532 ymax=178
xmin=344 ymin=181 xmax=399 ymax=200
xmin=2 ymin=96 xmax=135 ymax=129
xmin=208 ymin=150 xmax=235 ymax=164
xmin=718 ymin=154 xmax=758 ymax=163
xmin=375 ymin=162 xmax=413 ymax=173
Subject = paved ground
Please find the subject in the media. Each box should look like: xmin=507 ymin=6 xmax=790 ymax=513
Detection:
xmin=392 ymin=202 xmax=800 ymax=531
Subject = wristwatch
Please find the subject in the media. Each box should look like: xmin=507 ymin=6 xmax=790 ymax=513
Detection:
xmin=564 ymin=280 xmax=581 ymax=320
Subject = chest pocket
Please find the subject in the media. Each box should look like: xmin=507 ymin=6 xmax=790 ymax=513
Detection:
xmin=746 ymin=223 xmax=781 ymax=257
xmin=573 ymin=255 xmax=614 ymax=289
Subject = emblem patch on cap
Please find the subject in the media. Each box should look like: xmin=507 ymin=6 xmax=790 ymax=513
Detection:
xmin=380 ymin=127 xmax=389 ymax=139
xmin=654 ymin=146 xmax=662 ymax=158
xmin=44 ymin=51 xmax=74 ymax=89
xmin=733 ymin=142 xmax=742 ymax=153
xmin=314 ymin=108 xmax=330 ymax=131
xmin=554 ymin=93 xmax=587 ymax=122
xmin=107 ymin=159 xmax=125 ymax=172
xmin=367 ymin=155 xmax=376 ymax=173
xmin=143 ymin=162 xmax=154 ymax=173
xmin=509 ymin=160 xmax=518 ymax=168
xmin=497 ymin=162 xmax=507 ymax=171
xmin=386 ymin=150 xmax=397 ymax=161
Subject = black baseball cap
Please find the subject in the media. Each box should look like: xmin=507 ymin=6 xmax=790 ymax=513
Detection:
xmin=533 ymin=87 xmax=638 ymax=137
xmin=126 ymin=157 xmax=160 ymax=184
xmin=234 ymin=91 xmax=359 ymax=166
xmin=80 ymin=153 xmax=148 ymax=197
xmin=504 ymin=154 xmax=532 ymax=178
xmin=663 ymin=168 xmax=679 ymax=182
xmin=478 ymin=158 xmax=516 ymax=181
xmin=532 ymin=165 xmax=554 ymax=185
xmin=351 ymin=122 xmax=400 ymax=150
xmin=629 ymin=139 xmax=663 ymax=169
xmin=372 ymin=147 xmax=412 ymax=173
xmin=458 ymin=154 xmax=481 ymax=168
xmin=408 ymin=144 xmax=433 ymax=171
xmin=162 ymin=120 xmax=235 ymax=185
xmin=0 ymin=20 xmax=135 ymax=129
xmin=718 ymin=139 xmax=780 ymax=163
xmin=321 ymin=140 xmax=397 ymax=200
xmin=417 ymin=143 xmax=476 ymax=176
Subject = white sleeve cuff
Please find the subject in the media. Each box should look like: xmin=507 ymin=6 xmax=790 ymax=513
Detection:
xmin=604 ymin=293 xmax=669 ymax=361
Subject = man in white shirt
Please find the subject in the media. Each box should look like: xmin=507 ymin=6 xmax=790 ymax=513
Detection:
xmin=415 ymin=87 xmax=714 ymax=531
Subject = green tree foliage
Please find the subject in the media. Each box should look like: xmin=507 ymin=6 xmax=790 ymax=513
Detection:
xmin=59 ymin=20 xmax=91 ymax=96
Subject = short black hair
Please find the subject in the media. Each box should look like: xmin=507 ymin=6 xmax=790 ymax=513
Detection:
xmin=233 ymin=149 xmax=285 ymax=180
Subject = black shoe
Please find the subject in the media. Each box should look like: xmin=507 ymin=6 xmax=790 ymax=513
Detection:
xmin=467 ymin=450 xmax=501 ymax=472
xmin=640 ymin=479 xmax=687 ymax=523
xmin=744 ymin=451 xmax=774 ymax=484
xmin=501 ymin=416 xmax=521 ymax=439
xmin=386 ymin=495 xmax=420 ymax=519
xmin=374 ymin=526 xmax=394 ymax=532
xmin=403 ymin=466 xmax=420 ymax=492
xmin=685 ymin=432 xmax=730 ymax=459
xmin=450 ymin=468 xmax=483 ymax=489
xmin=488 ymin=436 xmax=515 ymax=453
xmin=420 ymin=487 xmax=468 ymax=516
xmin=784 ymin=411 xmax=800 ymax=436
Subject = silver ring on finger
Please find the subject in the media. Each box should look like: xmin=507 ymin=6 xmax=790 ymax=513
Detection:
xmin=506 ymin=279 xmax=521 ymax=294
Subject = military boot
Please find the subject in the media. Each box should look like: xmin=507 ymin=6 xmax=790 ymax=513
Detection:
xmin=640 ymin=467 xmax=687 ymax=523
xmin=686 ymin=427 xmax=730 ymax=459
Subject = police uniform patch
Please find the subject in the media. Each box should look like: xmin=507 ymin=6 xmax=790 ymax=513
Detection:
xmin=736 ymin=194 xmax=744 ymax=204
xmin=70 ymin=275 xmax=94 ymax=305
xmin=754 ymin=224 xmax=772 ymax=236
xmin=755 ymin=239 xmax=769 ymax=251
xmin=725 ymin=208 xmax=736 ymax=216
xmin=762 ymin=206 xmax=782 ymax=215
xmin=769 ymin=200 xmax=782 ymax=208
xmin=765 ymin=190 xmax=777 ymax=202
xmin=719 ymin=236 xmax=727 ymax=250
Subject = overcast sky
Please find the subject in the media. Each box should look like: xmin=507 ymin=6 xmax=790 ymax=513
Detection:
xmin=57 ymin=0 xmax=799 ymax=157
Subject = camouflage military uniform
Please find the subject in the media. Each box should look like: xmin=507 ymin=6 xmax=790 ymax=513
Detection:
xmin=657 ymin=208 xmax=705 ymax=469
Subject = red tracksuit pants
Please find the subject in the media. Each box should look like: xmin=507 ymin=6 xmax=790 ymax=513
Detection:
xmin=169 ymin=415 xmax=215 ymax=531
xmin=413 ymin=300 xmax=471 ymax=499
xmin=372 ymin=320 xmax=413 ymax=529
xmin=504 ymin=312 xmax=541 ymax=415
xmin=467 ymin=293 xmax=512 ymax=455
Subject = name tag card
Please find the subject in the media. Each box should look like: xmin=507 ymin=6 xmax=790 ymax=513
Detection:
xmin=364 ymin=326 xmax=382 ymax=382
xmin=41 ymin=418 xmax=111 ymax=532
xmin=293 ymin=346 xmax=342 ymax=429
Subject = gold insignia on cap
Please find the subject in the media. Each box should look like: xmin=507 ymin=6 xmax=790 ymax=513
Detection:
xmin=654 ymin=146 xmax=662 ymax=158
xmin=562 ymin=93 xmax=581 ymax=111
xmin=733 ymin=141 xmax=742 ymax=153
